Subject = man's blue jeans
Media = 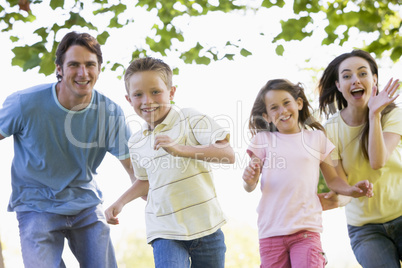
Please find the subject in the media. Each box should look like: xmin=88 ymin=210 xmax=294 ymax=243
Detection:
xmin=151 ymin=228 xmax=226 ymax=268
xmin=16 ymin=204 xmax=117 ymax=268
xmin=348 ymin=215 xmax=402 ymax=268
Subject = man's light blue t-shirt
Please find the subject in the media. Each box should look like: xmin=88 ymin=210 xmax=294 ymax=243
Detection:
xmin=0 ymin=83 xmax=130 ymax=215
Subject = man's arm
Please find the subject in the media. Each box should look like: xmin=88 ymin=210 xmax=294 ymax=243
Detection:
xmin=0 ymin=134 xmax=5 ymax=140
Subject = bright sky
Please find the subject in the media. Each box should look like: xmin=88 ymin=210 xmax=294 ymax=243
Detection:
xmin=0 ymin=1 xmax=401 ymax=267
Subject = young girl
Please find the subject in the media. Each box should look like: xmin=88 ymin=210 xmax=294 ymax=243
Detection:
xmin=105 ymin=57 xmax=235 ymax=268
xmin=318 ymin=50 xmax=402 ymax=268
xmin=242 ymin=79 xmax=373 ymax=268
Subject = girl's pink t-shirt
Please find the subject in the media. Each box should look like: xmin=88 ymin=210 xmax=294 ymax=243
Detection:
xmin=247 ymin=130 xmax=335 ymax=239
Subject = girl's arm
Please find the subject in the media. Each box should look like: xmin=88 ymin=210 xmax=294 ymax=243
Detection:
xmin=318 ymin=159 xmax=353 ymax=210
xmin=320 ymin=155 xmax=373 ymax=198
xmin=105 ymin=179 xmax=149 ymax=225
xmin=332 ymin=161 xmax=355 ymax=206
xmin=367 ymin=78 xmax=400 ymax=169
xmin=318 ymin=191 xmax=340 ymax=211
xmin=242 ymin=154 xmax=262 ymax=192
xmin=154 ymin=135 xmax=235 ymax=164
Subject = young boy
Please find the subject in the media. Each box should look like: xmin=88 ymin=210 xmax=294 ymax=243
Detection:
xmin=105 ymin=57 xmax=235 ymax=267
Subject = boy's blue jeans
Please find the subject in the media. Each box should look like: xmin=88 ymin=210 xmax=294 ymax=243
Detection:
xmin=16 ymin=204 xmax=117 ymax=268
xmin=348 ymin=215 xmax=402 ymax=268
xmin=151 ymin=228 xmax=226 ymax=268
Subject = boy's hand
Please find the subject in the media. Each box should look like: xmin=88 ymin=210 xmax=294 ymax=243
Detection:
xmin=242 ymin=162 xmax=260 ymax=187
xmin=154 ymin=135 xmax=182 ymax=156
xmin=349 ymin=180 xmax=374 ymax=198
xmin=105 ymin=203 xmax=123 ymax=225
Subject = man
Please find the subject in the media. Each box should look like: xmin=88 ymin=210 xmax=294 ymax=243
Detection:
xmin=0 ymin=31 xmax=134 ymax=267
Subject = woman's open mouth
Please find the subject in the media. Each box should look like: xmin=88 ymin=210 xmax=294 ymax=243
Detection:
xmin=351 ymin=89 xmax=364 ymax=98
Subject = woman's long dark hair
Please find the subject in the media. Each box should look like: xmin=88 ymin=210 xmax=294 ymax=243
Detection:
xmin=249 ymin=79 xmax=324 ymax=136
xmin=318 ymin=49 xmax=397 ymax=159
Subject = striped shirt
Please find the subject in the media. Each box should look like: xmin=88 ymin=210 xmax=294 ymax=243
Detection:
xmin=128 ymin=106 xmax=229 ymax=243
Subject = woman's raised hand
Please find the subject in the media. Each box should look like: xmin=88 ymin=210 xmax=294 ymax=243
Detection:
xmin=368 ymin=78 xmax=400 ymax=117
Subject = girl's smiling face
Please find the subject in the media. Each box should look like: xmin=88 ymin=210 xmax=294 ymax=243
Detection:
xmin=336 ymin=56 xmax=377 ymax=109
xmin=263 ymin=89 xmax=303 ymax=134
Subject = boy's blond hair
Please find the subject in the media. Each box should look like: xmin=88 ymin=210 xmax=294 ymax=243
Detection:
xmin=124 ymin=57 xmax=173 ymax=92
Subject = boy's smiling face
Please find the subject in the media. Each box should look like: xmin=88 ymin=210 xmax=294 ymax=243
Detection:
xmin=126 ymin=71 xmax=176 ymax=130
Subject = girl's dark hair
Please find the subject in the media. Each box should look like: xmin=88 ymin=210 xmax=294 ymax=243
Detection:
xmin=318 ymin=49 xmax=396 ymax=159
xmin=55 ymin=31 xmax=102 ymax=80
xmin=249 ymin=79 xmax=324 ymax=136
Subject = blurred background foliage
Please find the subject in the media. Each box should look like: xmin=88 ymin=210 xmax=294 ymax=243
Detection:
xmin=0 ymin=0 xmax=401 ymax=77
xmin=114 ymin=224 xmax=260 ymax=267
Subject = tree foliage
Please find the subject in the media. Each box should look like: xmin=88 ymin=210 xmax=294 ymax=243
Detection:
xmin=0 ymin=0 xmax=401 ymax=76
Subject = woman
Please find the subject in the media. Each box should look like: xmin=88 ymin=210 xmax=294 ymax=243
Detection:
xmin=318 ymin=49 xmax=402 ymax=268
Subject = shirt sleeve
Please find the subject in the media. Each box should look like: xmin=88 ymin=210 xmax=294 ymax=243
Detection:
xmin=318 ymin=130 xmax=336 ymax=162
xmin=188 ymin=111 xmax=230 ymax=145
xmin=0 ymin=92 xmax=24 ymax=137
xmin=382 ymin=107 xmax=402 ymax=136
xmin=246 ymin=132 xmax=267 ymax=160
xmin=131 ymin=156 xmax=149 ymax=181
xmin=324 ymin=116 xmax=341 ymax=161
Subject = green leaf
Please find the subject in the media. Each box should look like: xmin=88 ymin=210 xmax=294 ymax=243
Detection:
xmin=93 ymin=0 xmax=109 ymax=4
xmin=180 ymin=42 xmax=205 ymax=64
xmin=1 ymin=12 xmax=36 ymax=32
xmin=275 ymin=44 xmax=284 ymax=56
xmin=97 ymin=31 xmax=110 ymax=45
xmin=131 ymin=49 xmax=148 ymax=60
xmin=11 ymin=43 xmax=46 ymax=71
xmin=63 ymin=12 xmax=97 ymax=30
xmin=195 ymin=56 xmax=211 ymax=65
xmin=10 ymin=36 xmax=19 ymax=42
xmin=261 ymin=0 xmax=285 ymax=8
xmin=293 ymin=0 xmax=320 ymax=13
xmin=7 ymin=0 xmax=19 ymax=7
xmin=108 ymin=17 xmax=124 ymax=28
xmin=33 ymin=27 xmax=48 ymax=41
xmin=95 ymin=3 xmax=128 ymax=28
xmin=273 ymin=17 xmax=312 ymax=42
xmin=39 ymin=51 xmax=56 ymax=76
xmin=240 ymin=48 xmax=252 ymax=57
xmin=112 ymin=3 xmax=128 ymax=16
xmin=390 ymin=46 xmax=402 ymax=62
xmin=50 ymin=0 xmax=64 ymax=10
xmin=224 ymin=54 xmax=235 ymax=61
xmin=111 ymin=63 xmax=124 ymax=71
